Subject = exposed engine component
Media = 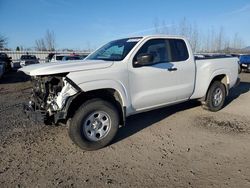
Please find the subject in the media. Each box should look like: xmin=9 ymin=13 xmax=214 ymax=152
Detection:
xmin=30 ymin=74 xmax=78 ymax=116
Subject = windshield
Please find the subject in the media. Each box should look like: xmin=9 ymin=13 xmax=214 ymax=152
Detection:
xmin=87 ymin=37 xmax=142 ymax=61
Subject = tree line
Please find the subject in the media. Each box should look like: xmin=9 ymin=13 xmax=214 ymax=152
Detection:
xmin=153 ymin=18 xmax=247 ymax=53
xmin=0 ymin=35 xmax=8 ymax=50
xmin=0 ymin=21 xmax=249 ymax=53
xmin=0 ymin=30 xmax=56 ymax=51
xmin=35 ymin=30 xmax=56 ymax=51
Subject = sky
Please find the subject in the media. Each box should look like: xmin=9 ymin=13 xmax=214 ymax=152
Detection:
xmin=0 ymin=0 xmax=250 ymax=50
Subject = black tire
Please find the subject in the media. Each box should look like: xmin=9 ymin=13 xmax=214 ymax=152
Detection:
xmin=69 ymin=98 xmax=119 ymax=150
xmin=238 ymin=65 xmax=242 ymax=74
xmin=202 ymin=81 xmax=226 ymax=112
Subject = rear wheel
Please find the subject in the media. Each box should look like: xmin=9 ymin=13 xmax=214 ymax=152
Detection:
xmin=69 ymin=99 xmax=119 ymax=150
xmin=202 ymin=81 xmax=226 ymax=112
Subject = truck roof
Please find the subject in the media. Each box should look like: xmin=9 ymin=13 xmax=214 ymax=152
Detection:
xmin=141 ymin=35 xmax=187 ymax=40
xmin=116 ymin=35 xmax=187 ymax=41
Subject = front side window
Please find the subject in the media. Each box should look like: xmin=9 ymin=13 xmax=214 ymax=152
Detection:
xmin=134 ymin=39 xmax=171 ymax=64
xmin=21 ymin=55 xmax=26 ymax=60
xmin=133 ymin=38 xmax=189 ymax=66
xmin=30 ymin=55 xmax=36 ymax=59
xmin=87 ymin=38 xmax=142 ymax=61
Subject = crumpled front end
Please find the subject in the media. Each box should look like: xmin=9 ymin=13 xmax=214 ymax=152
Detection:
xmin=24 ymin=74 xmax=81 ymax=123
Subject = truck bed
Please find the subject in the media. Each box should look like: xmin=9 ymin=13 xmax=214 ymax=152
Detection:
xmin=190 ymin=57 xmax=239 ymax=99
xmin=195 ymin=55 xmax=235 ymax=60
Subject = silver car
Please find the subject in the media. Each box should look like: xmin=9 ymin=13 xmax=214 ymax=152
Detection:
xmin=20 ymin=55 xmax=39 ymax=67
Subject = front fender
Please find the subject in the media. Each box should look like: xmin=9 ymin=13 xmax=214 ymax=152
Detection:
xmin=77 ymin=79 xmax=129 ymax=107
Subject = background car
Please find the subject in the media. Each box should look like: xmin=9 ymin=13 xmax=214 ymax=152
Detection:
xmin=0 ymin=63 xmax=4 ymax=79
xmin=50 ymin=54 xmax=67 ymax=62
xmin=45 ymin=53 xmax=55 ymax=62
xmin=50 ymin=54 xmax=83 ymax=62
xmin=61 ymin=55 xmax=81 ymax=61
xmin=0 ymin=52 xmax=12 ymax=72
xmin=239 ymin=54 xmax=250 ymax=71
xmin=20 ymin=55 xmax=39 ymax=67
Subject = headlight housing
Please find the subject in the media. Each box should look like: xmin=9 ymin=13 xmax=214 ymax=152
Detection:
xmin=54 ymin=77 xmax=80 ymax=110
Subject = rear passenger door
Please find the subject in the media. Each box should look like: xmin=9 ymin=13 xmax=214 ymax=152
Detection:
xmin=128 ymin=38 xmax=195 ymax=111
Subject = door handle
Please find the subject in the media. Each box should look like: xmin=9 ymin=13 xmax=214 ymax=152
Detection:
xmin=168 ymin=67 xmax=177 ymax=71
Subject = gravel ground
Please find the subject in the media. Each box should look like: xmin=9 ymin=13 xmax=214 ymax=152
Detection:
xmin=0 ymin=71 xmax=250 ymax=188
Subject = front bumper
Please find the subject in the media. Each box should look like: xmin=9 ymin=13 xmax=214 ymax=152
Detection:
xmin=241 ymin=64 xmax=250 ymax=69
xmin=23 ymin=103 xmax=47 ymax=123
xmin=23 ymin=101 xmax=69 ymax=124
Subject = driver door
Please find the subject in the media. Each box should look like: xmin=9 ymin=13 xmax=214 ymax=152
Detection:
xmin=128 ymin=38 xmax=194 ymax=111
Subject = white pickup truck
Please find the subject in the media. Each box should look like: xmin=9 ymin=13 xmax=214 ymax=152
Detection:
xmin=20 ymin=35 xmax=240 ymax=150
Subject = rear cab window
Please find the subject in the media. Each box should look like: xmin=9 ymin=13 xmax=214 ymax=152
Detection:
xmin=169 ymin=39 xmax=189 ymax=62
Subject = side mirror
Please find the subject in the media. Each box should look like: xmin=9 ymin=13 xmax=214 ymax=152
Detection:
xmin=134 ymin=53 xmax=154 ymax=67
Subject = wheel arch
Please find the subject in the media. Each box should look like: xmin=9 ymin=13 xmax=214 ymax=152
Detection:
xmin=202 ymin=74 xmax=229 ymax=102
xmin=209 ymin=74 xmax=229 ymax=95
xmin=66 ymin=88 xmax=126 ymax=126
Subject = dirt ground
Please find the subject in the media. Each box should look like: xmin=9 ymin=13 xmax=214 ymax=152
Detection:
xmin=0 ymin=71 xmax=250 ymax=188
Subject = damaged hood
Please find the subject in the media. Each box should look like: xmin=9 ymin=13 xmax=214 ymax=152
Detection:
xmin=19 ymin=60 xmax=113 ymax=76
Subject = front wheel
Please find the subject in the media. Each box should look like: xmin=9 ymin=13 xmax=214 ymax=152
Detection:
xmin=202 ymin=81 xmax=226 ymax=112
xmin=69 ymin=99 xmax=119 ymax=150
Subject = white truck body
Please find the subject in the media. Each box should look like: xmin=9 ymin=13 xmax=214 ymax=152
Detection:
xmin=20 ymin=35 xmax=240 ymax=150
xmin=21 ymin=35 xmax=239 ymax=116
